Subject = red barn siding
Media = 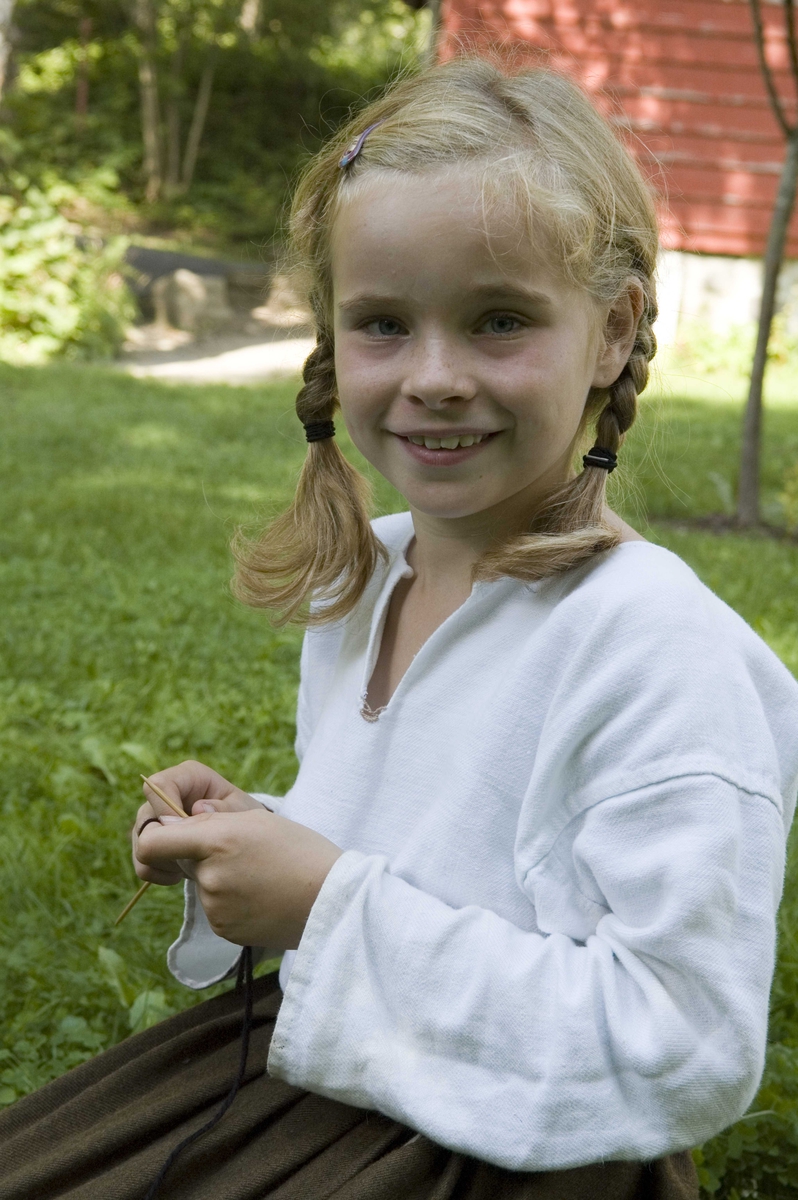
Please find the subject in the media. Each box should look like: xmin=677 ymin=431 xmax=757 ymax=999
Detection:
xmin=439 ymin=0 xmax=798 ymax=257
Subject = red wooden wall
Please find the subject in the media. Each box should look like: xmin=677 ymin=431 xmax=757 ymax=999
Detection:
xmin=439 ymin=0 xmax=798 ymax=257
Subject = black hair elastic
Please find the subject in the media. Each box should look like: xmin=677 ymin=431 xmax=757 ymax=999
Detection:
xmin=304 ymin=420 xmax=335 ymax=443
xmin=582 ymin=446 xmax=618 ymax=473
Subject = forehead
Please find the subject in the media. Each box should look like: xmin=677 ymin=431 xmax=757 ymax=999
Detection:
xmin=330 ymin=167 xmax=565 ymax=300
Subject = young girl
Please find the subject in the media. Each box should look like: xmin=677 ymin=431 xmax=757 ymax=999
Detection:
xmin=4 ymin=58 xmax=798 ymax=1200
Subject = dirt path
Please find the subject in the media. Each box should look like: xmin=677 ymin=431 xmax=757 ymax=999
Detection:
xmin=119 ymin=327 xmax=314 ymax=385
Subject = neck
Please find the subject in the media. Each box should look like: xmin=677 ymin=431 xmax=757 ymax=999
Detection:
xmin=405 ymin=511 xmax=487 ymax=594
xmin=406 ymin=474 xmax=568 ymax=591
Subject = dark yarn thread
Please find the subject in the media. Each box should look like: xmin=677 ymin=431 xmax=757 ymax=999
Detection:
xmin=136 ymin=817 xmax=163 ymax=838
xmin=144 ymin=945 xmax=255 ymax=1200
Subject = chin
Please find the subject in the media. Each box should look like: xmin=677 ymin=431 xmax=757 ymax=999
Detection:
xmin=407 ymin=497 xmax=495 ymax=520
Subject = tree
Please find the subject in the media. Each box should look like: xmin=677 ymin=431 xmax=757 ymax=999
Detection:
xmin=0 ymin=0 xmax=15 ymax=96
xmin=130 ymin=0 xmax=240 ymax=203
xmin=132 ymin=0 xmax=162 ymax=201
xmin=3 ymin=0 xmax=428 ymax=243
xmin=737 ymin=0 xmax=798 ymax=526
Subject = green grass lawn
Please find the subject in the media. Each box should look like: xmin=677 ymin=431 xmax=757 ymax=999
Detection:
xmin=1 ymin=350 xmax=798 ymax=1195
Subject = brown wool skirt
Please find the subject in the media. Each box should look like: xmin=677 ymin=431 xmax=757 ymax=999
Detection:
xmin=0 ymin=972 xmax=699 ymax=1200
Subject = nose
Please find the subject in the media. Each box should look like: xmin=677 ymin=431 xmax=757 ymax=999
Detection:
xmin=400 ymin=333 xmax=477 ymax=408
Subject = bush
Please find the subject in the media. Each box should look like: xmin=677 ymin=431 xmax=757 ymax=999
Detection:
xmin=781 ymin=464 xmax=798 ymax=535
xmin=0 ymin=177 xmax=134 ymax=365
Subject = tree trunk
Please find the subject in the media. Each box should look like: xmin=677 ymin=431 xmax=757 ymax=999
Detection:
xmin=178 ymin=54 xmax=216 ymax=193
xmin=164 ymin=33 xmax=187 ymax=194
xmin=133 ymin=0 xmax=162 ymax=203
xmin=0 ymin=0 xmax=15 ymax=98
xmin=75 ymin=16 xmax=92 ymax=120
xmin=737 ymin=132 xmax=798 ymax=525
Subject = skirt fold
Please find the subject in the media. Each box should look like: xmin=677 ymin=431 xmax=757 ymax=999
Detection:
xmin=0 ymin=972 xmax=699 ymax=1200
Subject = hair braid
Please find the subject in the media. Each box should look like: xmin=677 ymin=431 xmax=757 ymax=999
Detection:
xmin=595 ymin=292 xmax=657 ymax=456
xmin=232 ymin=331 xmax=386 ymax=625
xmin=295 ymin=327 xmax=337 ymax=425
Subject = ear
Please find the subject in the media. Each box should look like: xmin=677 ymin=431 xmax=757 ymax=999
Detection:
xmin=591 ymin=280 xmax=645 ymax=390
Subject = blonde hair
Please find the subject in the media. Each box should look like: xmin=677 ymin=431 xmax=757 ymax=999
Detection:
xmin=234 ymin=57 xmax=659 ymax=624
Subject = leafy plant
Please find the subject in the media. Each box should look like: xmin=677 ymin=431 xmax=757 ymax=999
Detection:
xmin=98 ymin=947 xmax=176 ymax=1033
xmin=5 ymin=0 xmax=430 ymax=248
xmin=781 ymin=463 xmax=798 ymax=534
xmin=0 ymin=177 xmax=134 ymax=364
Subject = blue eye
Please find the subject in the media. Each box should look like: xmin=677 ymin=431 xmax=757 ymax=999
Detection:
xmin=365 ymin=318 xmax=404 ymax=336
xmin=484 ymin=314 xmax=522 ymax=335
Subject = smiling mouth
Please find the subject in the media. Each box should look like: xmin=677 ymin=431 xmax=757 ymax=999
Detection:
xmin=403 ymin=432 xmax=493 ymax=450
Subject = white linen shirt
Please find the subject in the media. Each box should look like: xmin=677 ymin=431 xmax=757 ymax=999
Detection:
xmin=168 ymin=511 xmax=798 ymax=1171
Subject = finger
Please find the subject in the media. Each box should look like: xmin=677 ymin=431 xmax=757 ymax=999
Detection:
xmin=132 ymin=807 xmax=184 ymax=882
xmin=133 ymin=816 xmax=186 ymax=882
xmin=133 ymin=860 xmax=185 ymax=885
xmin=144 ymin=761 xmax=240 ymax=813
xmin=136 ymin=811 xmax=219 ymax=866
xmin=141 ymin=774 xmax=188 ymax=818
xmin=191 ymin=799 xmax=222 ymax=815
xmin=129 ymin=800 xmax=157 ymax=842
xmin=189 ymin=793 xmax=262 ymax=814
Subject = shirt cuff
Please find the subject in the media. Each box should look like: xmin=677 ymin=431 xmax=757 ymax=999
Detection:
xmin=267 ymin=849 xmax=374 ymax=1086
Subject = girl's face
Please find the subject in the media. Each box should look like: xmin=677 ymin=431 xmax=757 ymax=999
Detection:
xmin=331 ymin=168 xmax=634 ymax=527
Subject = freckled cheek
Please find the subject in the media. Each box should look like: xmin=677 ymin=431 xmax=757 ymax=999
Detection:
xmin=502 ymin=353 xmax=591 ymax=426
xmin=336 ymin=356 xmax=400 ymax=446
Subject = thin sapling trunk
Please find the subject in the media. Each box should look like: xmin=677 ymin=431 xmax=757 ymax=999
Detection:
xmin=739 ymin=0 xmax=798 ymax=525
xmin=738 ymin=134 xmax=798 ymax=524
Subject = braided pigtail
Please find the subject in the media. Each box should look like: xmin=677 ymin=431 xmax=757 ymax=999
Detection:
xmin=233 ymin=327 xmax=386 ymax=625
xmin=476 ymin=297 xmax=657 ymax=584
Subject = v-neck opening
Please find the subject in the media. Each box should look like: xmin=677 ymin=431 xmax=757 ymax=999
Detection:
xmin=355 ymin=531 xmax=660 ymax=724
xmin=359 ymin=523 xmax=415 ymax=722
xmin=358 ymin=519 xmax=492 ymax=723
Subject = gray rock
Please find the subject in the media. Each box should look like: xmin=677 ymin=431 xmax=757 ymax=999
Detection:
xmin=152 ymin=269 xmax=236 ymax=336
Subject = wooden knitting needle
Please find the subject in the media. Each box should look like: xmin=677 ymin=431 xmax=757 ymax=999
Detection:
xmin=139 ymin=774 xmax=188 ymax=818
xmin=114 ymin=775 xmax=189 ymax=926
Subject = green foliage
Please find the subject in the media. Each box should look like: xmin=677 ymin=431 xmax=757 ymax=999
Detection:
xmin=5 ymin=0 xmax=429 ymax=248
xmin=781 ymin=463 xmax=798 ymax=535
xmin=665 ymin=317 xmax=798 ymax=385
xmin=640 ymin=334 xmax=798 ymax=534
xmin=0 ymin=176 xmax=134 ymax=364
xmin=0 ymin=364 xmax=307 ymax=1101
xmin=1 ymin=362 xmax=798 ymax=1200
xmin=97 ymin=947 xmax=177 ymax=1033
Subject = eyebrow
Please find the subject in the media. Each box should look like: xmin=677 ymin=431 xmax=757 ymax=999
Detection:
xmin=337 ymin=284 xmax=555 ymax=314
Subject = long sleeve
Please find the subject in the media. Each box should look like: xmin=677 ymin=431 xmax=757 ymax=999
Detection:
xmin=268 ymin=773 xmax=786 ymax=1170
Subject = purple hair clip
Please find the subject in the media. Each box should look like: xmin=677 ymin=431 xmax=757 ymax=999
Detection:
xmin=339 ymin=121 xmax=384 ymax=169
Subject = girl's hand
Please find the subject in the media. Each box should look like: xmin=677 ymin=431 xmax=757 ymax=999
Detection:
xmin=132 ymin=760 xmax=264 ymax=886
xmin=135 ymin=809 xmax=343 ymax=950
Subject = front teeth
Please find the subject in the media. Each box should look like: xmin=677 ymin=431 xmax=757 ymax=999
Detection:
xmin=407 ymin=434 xmax=486 ymax=449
